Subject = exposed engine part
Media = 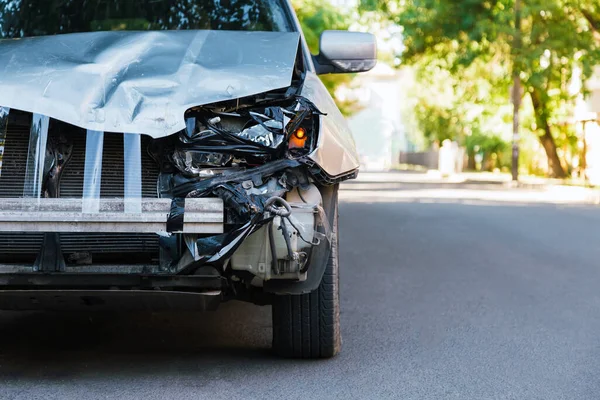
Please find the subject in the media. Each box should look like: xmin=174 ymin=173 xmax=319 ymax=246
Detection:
xmin=44 ymin=130 xmax=74 ymax=198
xmin=243 ymin=177 xmax=287 ymax=197
xmin=170 ymin=159 xmax=300 ymax=198
xmin=286 ymin=184 xmax=323 ymax=205
xmin=163 ymin=166 xmax=330 ymax=278
xmin=229 ymin=184 xmax=323 ymax=282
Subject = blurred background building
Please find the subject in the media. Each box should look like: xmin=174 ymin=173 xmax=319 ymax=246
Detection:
xmin=577 ymin=67 xmax=600 ymax=185
xmin=340 ymin=63 xmax=407 ymax=171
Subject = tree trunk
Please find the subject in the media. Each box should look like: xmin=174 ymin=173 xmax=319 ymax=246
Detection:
xmin=529 ymin=88 xmax=567 ymax=178
xmin=467 ymin=151 xmax=476 ymax=170
xmin=538 ymin=132 xmax=566 ymax=178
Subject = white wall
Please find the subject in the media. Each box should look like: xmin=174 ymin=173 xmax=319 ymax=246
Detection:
xmin=344 ymin=64 xmax=406 ymax=170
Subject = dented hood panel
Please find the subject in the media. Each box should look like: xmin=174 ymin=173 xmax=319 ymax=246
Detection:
xmin=0 ymin=30 xmax=300 ymax=137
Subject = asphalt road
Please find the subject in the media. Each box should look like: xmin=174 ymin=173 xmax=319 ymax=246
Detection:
xmin=2 ymin=174 xmax=600 ymax=399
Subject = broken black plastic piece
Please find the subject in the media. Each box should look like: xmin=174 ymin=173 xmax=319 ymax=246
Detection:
xmin=174 ymin=158 xmax=300 ymax=198
xmin=167 ymin=198 xmax=185 ymax=233
xmin=33 ymin=233 xmax=66 ymax=272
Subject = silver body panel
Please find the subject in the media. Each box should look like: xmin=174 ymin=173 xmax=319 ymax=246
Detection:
xmin=302 ymin=73 xmax=360 ymax=176
xmin=0 ymin=30 xmax=299 ymax=137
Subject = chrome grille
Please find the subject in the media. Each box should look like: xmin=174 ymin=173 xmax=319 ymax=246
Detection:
xmin=0 ymin=113 xmax=161 ymax=264
xmin=60 ymin=233 xmax=159 ymax=254
xmin=0 ymin=233 xmax=159 ymax=258
xmin=0 ymin=233 xmax=43 ymax=254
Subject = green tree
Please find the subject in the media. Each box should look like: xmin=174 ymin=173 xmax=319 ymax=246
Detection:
xmin=292 ymin=0 xmax=359 ymax=115
xmin=390 ymin=0 xmax=600 ymax=178
xmin=401 ymin=49 xmax=514 ymax=170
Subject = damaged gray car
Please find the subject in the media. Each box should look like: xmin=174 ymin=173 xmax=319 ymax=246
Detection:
xmin=0 ymin=0 xmax=375 ymax=358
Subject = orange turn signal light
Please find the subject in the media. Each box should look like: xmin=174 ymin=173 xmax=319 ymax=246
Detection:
xmin=294 ymin=127 xmax=306 ymax=139
xmin=289 ymin=128 xmax=308 ymax=149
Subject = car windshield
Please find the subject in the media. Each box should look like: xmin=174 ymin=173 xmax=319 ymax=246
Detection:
xmin=0 ymin=0 xmax=293 ymax=38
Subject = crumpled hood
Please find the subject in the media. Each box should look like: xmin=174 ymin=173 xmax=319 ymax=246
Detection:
xmin=0 ymin=30 xmax=300 ymax=137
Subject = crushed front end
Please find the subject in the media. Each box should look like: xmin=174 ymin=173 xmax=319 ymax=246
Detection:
xmin=0 ymin=95 xmax=337 ymax=310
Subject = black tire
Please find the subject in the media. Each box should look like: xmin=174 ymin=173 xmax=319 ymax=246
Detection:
xmin=271 ymin=187 xmax=341 ymax=358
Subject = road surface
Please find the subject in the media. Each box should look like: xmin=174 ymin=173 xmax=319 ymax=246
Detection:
xmin=2 ymin=173 xmax=600 ymax=399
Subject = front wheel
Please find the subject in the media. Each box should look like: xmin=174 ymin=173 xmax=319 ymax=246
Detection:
xmin=271 ymin=187 xmax=341 ymax=358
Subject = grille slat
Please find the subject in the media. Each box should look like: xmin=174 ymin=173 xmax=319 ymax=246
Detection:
xmin=60 ymin=233 xmax=160 ymax=254
xmin=0 ymin=233 xmax=43 ymax=254
xmin=0 ymin=125 xmax=29 ymax=197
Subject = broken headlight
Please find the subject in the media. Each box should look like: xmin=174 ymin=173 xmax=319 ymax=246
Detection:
xmin=171 ymin=149 xmax=234 ymax=176
xmin=236 ymin=115 xmax=285 ymax=148
xmin=170 ymin=97 xmax=322 ymax=177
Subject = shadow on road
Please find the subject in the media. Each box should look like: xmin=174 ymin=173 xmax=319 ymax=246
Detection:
xmin=0 ymin=302 xmax=291 ymax=381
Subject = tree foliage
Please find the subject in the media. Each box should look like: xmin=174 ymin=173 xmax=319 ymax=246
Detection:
xmin=292 ymin=0 xmax=359 ymax=115
xmin=402 ymin=54 xmax=514 ymax=171
xmin=392 ymin=0 xmax=600 ymax=177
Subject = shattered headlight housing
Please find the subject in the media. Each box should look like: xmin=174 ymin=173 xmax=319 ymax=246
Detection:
xmin=168 ymin=97 xmax=321 ymax=177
